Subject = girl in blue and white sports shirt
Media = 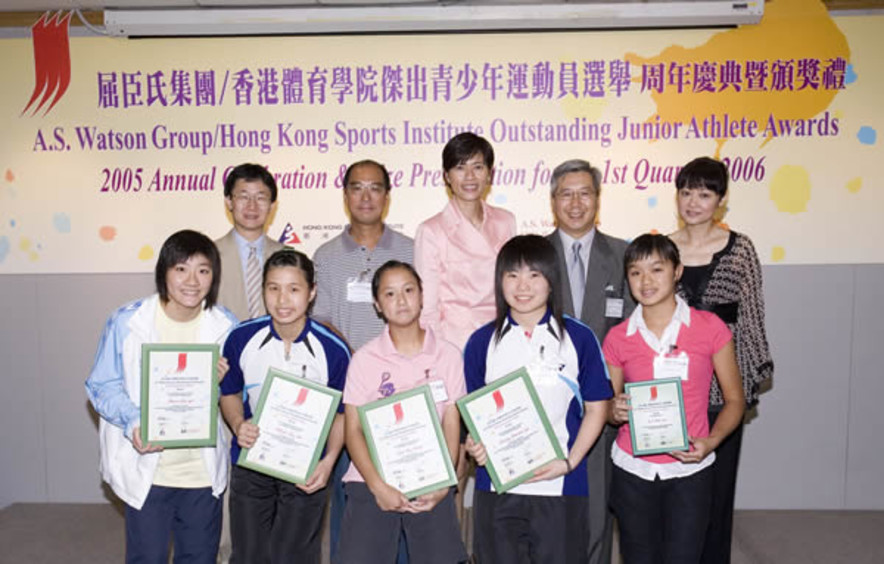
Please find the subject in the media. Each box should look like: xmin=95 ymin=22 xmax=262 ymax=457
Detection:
xmin=463 ymin=234 xmax=612 ymax=564
xmin=220 ymin=249 xmax=350 ymax=564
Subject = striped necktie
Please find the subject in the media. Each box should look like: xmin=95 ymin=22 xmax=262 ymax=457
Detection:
xmin=245 ymin=245 xmax=262 ymax=319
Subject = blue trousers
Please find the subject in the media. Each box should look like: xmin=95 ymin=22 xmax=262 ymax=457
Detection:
xmin=611 ymin=465 xmax=713 ymax=564
xmin=125 ymin=485 xmax=221 ymax=564
xmin=329 ymin=449 xmax=350 ymax=562
xmin=473 ymin=490 xmax=587 ymax=564
xmin=229 ymin=465 xmax=326 ymax=564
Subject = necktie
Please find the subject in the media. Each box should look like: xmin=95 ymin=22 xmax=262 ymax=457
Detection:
xmin=571 ymin=241 xmax=586 ymax=316
xmin=245 ymin=245 xmax=262 ymax=319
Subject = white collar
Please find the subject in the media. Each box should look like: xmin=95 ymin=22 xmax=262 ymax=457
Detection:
xmin=626 ymin=295 xmax=691 ymax=355
xmin=502 ymin=309 xmax=560 ymax=340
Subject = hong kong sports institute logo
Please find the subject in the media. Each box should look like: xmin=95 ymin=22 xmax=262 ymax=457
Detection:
xmin=278 ymin=222 xmax=302 ymax=245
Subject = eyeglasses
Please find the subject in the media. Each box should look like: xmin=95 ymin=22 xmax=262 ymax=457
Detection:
xmin=346 ymin=183 xmax=386 ymax=195
xmin=232 ymin=193 xmax=272 ymax=206
xmin=554 ymin=189 xmax=596 ymax=202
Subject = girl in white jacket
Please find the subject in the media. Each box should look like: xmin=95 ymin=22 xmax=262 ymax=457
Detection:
xmin=86 ymin=230 xmax=237 ymax=564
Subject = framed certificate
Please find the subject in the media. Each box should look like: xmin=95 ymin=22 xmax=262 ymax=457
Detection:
xmin=140 ymin=343 xmax=219 ymax=448
xmin=237 ymin=368 xmax=342 ymax=485
xmin=456 ymin=368 xmax=565 ymax=493
xmin=358 ymin=385 xmax=457 ymax=499
xmin=625 ymin=378 xmax=690 ymax=456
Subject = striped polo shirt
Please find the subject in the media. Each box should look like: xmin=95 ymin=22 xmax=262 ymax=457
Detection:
xmin=312 ymin=225 xmax=414 ymax=351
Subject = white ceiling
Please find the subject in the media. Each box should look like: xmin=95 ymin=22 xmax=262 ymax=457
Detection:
xmin=0 ymin=0 xmax=672 ymax=10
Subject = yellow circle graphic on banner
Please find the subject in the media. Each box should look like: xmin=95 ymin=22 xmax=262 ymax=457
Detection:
xmin=138 ymin=245 xmax=154 ymax=261
xmin=770 ymin=166 xmax=811 ymax=214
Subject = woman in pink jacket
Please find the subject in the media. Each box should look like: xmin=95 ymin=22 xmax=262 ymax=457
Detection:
xmin=414 ymin=132 xmax=517 ymax=351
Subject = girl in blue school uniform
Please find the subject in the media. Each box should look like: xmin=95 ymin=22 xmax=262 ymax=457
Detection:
xmin=219 ymin=249 xmax=350 ymax=564
xmin=463 ymin=234 xmax=613 ymax=564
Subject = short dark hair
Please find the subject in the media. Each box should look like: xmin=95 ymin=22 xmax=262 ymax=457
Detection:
xmin=371 ymin=260 xmax=422 ymax=301
xmin=493 ymin=235 xmax=564 ymax=342
xmin=343 ymin=160 xmax=391 ymax=193
xmin=224 ymin=163 xmax=278 ymax=202
xmin=675 ymin=157 xmax=728 ymax=198
xmin=155 ymin=230 xmax=222 ymax=310
xmin=550 ymin=159 xmax=602 ymax=198
xmin=263 ymin=248 xmax=314 ymax=288
xmin=624 ymin=233 xmax=681 ymax=274
xmin=442 ymin=132 xmax=494 ymax=172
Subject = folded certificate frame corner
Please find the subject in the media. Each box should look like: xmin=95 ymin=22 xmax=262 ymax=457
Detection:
xmin=358 ymin=385 xmax=457 ymax=499
xmin=456 ymin=367 xmax=565 ymax=493
xmin=140 ymin=343 xmax=220 ymax=448
xmin=625 ymin=378 xmax=690 ymax=457
xmin=237 ymin=367 xmax=342 ymax=485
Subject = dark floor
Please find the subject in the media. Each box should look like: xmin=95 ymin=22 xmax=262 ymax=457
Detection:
xmin=1 ymin=503 xmax=883 ymax=564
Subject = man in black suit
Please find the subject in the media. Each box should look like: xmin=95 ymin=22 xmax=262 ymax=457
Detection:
xmin=546 ymin=158 xmax=635 ymax=564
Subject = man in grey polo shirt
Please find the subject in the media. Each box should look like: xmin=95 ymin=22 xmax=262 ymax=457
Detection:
xmin=312 ymin=159 xmax=413 ymax=562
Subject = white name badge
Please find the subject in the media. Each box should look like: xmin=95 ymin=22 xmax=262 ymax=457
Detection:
xmin=346 ymin=279 xmax=373 ymax=303
xmin=428 ymin=379 xmax=449 ymax=403
xmin=653 ymin=353 xmax=689 ymax=381
xmin=605 ymin=298 xmax=625 ymax=318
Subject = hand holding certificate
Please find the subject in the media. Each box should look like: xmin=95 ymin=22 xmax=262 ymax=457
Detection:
xmin=358 ymin=385 xmax=457 ymax=499
xmin=140 ymin=344 xmax=219 ymax=448
xmin=625 ymin=378 xmax=689 ymax=456
xmin=238 ymin=368 xmax=342 ymax=485
xmin=457 ymin=368 xmax=564 ymax=493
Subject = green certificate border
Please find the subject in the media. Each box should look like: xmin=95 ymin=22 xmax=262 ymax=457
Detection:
xmin=625 ymin=378 xmax=689 ymax=456
xmin=237 ymin=367 xmax=342 ymax=485
xmin=140 ymin=343 xmax=219 ymax=448
xmin=358 ymin=385 xmax=457 ymax=499
xmin=456 ymin=367 xmax=565 ymax=493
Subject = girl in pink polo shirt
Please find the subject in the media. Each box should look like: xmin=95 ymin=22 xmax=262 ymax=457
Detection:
xmin=338 ymin=260 xmax=467 ymax=564
xmin=603 ymin=234 xmax=744 ymax=564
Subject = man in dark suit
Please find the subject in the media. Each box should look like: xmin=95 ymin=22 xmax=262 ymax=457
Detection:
xmin=215 ymin=163 xmax=285 ymax=321
xmin=546 ymin=158 xmax=635 ymax=564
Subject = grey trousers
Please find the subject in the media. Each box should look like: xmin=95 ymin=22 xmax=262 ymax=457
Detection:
xmin=586 ymin=424 xmax=617 ymax=564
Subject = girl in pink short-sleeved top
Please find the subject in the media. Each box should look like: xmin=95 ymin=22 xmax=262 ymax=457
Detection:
xmin=339 ymin=260 xmax=467 ymax=564
xmin=603 ymin=234 xmax=744 ymax=564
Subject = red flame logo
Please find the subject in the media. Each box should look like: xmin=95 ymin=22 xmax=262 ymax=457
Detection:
xmin=294 ymin=388 xmax=309 ymax=406
xmin=493 ymin=390 xmax=504 ymax=411
xmin=22 ymin=12 xmax=72 ymax=116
